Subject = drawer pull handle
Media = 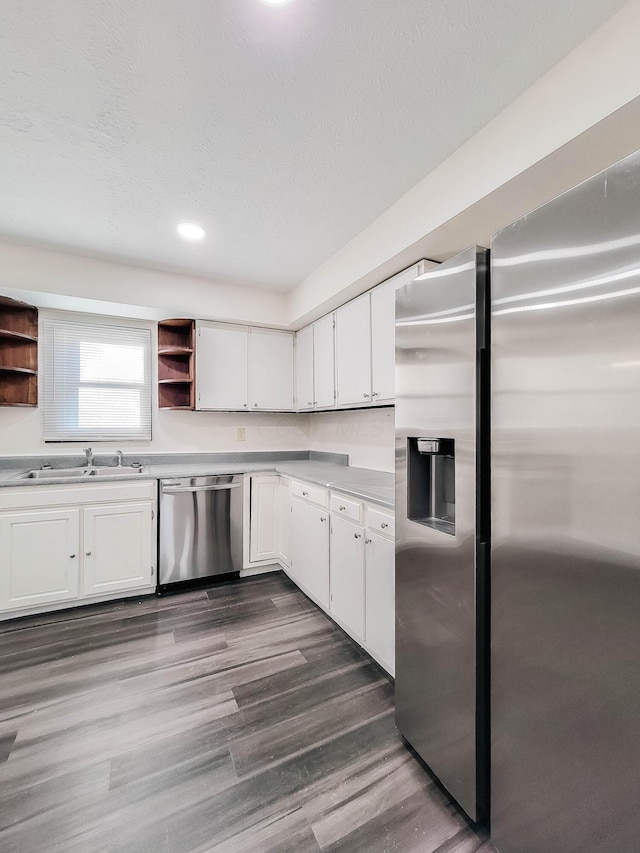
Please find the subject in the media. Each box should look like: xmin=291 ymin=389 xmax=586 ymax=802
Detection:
xmin=302 ymin=491 xmax=309 ymax=496
xmin=365 ymin=538 xmax=371 ymax=544
xmin=70 ymin=554 xmax=76 ymax=559
xmin=381 ymin=522 xmax=389 ymax=529
xmin=339 ymin=505 xmax=346 ymax=511
xmin=372 ymin=392 xmax=379 ymax=397
xmin=363 ymin=393 xmax=370 ymax=399
xmin=320 ymin=516 xmax=326 ymax=522
xmin=307 ymin=402 xmax=314 ymax=407
xmin=354 ymin=532 xmax=362 ymax=539
xmin=85 ymin=551 xmax=92 ymax=556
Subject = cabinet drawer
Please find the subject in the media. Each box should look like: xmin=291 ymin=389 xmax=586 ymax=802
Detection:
xmin=289 ymin=480 xmax=328 ymax=508
xmin=366 ymin=505 xmax=395 ymax=538
xmin=330 ymin=493 xmax=363 ymax=523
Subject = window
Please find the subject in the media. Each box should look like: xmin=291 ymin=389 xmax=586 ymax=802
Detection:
xmin=43 ymin=318 xmax=152 ymax=441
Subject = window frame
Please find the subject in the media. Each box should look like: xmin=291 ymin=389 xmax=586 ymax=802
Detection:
xmin=43 ymin=316 xmax=153 ymax=443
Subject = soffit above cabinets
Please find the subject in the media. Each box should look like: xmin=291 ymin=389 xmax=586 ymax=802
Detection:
xmin=0 ymin=0 xmax=628 ymax=291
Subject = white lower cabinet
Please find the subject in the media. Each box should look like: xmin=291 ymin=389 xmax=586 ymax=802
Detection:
xmin=82 ymin=503 xmax=153 ymax=596
xmin=0 ymin=482 xmax=156 ymax=618
xmin=249 ymin=475 xmax=278 ymax=563
xmin=0 ymin=508 xmax=80 ymax=610
xmin=278 ymin=480 xmax=394 ymax=675
xmin=276 ymin=476 xmax=290 ymax=567
xmin=289 ymin=496 xmax=330 ymax=607
xmin=329 ymin=513 xmax=365 ymax=640
xmin=365 ymin=529 xmax=395 ymax=673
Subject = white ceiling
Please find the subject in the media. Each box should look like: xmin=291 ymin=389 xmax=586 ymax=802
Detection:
xmin=0 ymin=0 xmax=628 ymax=291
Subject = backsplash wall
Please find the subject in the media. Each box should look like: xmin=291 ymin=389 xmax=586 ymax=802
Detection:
xmin=307 ymin=408 xmax=395 ymax=472
xmin=0 ymin=406 xmax=309 ymax=457
xmin=0 ymin=406 xmax=395 ymax=471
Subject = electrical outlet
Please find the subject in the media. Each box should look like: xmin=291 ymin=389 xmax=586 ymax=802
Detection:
xmin=237 ymin=427 xmax=246 ymax=441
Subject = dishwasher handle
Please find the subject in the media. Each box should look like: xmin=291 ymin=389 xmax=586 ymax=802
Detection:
xmin=162 ymin=483 xmax=242 ymax=494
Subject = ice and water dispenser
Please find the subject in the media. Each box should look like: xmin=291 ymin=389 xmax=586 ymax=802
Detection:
xmin=407 ymin=437 xmax=456 ymax=535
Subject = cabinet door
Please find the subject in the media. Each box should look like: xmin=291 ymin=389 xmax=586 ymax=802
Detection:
xmin=0 ymin=509 xmax=80 ymax=610
xmin=313 ymin=313 xmax=336 ymax=408
xmin=249 ymin=329 xmax=294 ymax=410
xmin=335 ymin=294 xmax=372 ymax=407
xmin=290 ymin=497 xmax=329 ymax=607
xmin=249 ymin=475 xmax=278 ymax=563
xmin=370 ymin=278 xmax=396 ymax=403
xmin=196 ymin=322 xmax=248 ymax=410
xmin=295 ymin=325 xmax=315 ymax=411
xmin=330 ymin=513 xmax=365 ymax=640
xmin=365 ymin=531 xmax=395 ymax=673
xmin=82 ymin=503 xmax=153 ymax=596
xmin=276 ymin=477 xmax=291 ymax=567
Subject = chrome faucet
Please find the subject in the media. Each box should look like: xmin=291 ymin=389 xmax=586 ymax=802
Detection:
xmin=116 ymin=450 xmax=124 ymax=467
xmin=83 ymin=447 xmax=94 ymax=467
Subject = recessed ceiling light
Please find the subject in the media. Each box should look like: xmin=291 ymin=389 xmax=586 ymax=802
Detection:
xmin=177 ymin=222 xmax=206 ymax=241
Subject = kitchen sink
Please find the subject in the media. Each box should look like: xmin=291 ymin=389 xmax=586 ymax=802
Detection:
xmin=85 ymin=467 xmax=148 ymax=476
xmin=20 ymin=467 xmax=89 ymax=479
xmin=11 ymin=465 xmax=149 ymax=480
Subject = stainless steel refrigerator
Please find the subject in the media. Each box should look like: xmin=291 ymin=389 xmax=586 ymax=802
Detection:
xmin=491 ymin=150 xmax=640 ymax=852
xmin=395 ymin=246 xmax=490 ymax=823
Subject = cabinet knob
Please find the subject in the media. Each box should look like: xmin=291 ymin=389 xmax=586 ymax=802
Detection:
xmin=85 ymin=551 xmax=92 ymax=556
xmin=381 ymin=522 xmax=389 ymax=529
xmin=339 ymin=505 xmax=346 ymax=511
xmin=243 ymin=403 xmax=248 ymax=408
xmin=372 ymin=392 xmax=379 ymax=397
xmin=69 ymin=554 xmax=76 ymax=559
xmin=320 ymin=516 xmax=326 ymax=522
xmin=307 ymin=402 xmax=314 ymax=407
xmin=365 ymin=538 xmax=371 ymax=544
xmin=354 ymin=532 xmax=362 ymax=539
xmin=302 ymin=491 xmax=308 ymax=496
xmin=363 ymin=393 xmax=370 ymax=399
xmin=254 ymin=403 xmax=258 ymax=407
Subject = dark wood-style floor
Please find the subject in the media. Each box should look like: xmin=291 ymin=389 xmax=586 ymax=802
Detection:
xmin=0 ymin=572 xmax=494 ymax=853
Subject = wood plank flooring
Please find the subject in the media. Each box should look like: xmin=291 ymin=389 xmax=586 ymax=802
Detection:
xmin=0 ymin=572 xmax=494 ymax=853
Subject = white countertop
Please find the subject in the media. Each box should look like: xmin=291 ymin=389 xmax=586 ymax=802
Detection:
xmin=0 ymin=458 xmax=394 ymax=508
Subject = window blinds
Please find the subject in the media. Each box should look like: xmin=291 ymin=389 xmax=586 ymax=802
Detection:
xmin=43 ymin=319 xmax=152 ymax=442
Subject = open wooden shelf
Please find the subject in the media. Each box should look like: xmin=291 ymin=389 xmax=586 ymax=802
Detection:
xmin=0 ymin=329 xmax=38 ymax=343
xmin=0 ymin=366 xmax=37 ymax=375
xmin=158 ymin=319 xmax=195 ymax=409
xmin=158 ymin=346 xmax=193 ymax=355
xmin=0 ymin=296 xmax=38 ymax=407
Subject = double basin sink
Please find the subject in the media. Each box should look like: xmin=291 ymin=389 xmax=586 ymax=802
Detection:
xmin=12 ymin=465 xmax=149 ymax=481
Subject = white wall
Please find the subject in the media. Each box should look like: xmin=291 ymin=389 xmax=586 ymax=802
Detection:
xmin=0 ymin=241 xmax=287 ymax=328
xmin=308 ymin=408 xmax=395 ymax=473
xmin=287 ymin=1 xmax=640 ymax=325
xmin=0 ymin=308 xmax=309 ymax=458
xmin=0 ymin=406 xmax=310 ymax=458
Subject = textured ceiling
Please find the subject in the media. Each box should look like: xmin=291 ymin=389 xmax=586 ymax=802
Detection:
xmin=0 ymin=0 xmax=628 ymax=291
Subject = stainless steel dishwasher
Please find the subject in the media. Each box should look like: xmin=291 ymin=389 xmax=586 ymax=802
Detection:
xmin=158 ymin=474 xmax=243 ymax=592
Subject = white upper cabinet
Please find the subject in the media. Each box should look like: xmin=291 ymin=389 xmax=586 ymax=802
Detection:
xmin=295 ymin=315 xmax=336 ymax=411
xmin=196 ymin=322 xmax=248 ymax=410
xmin=335 ymin=294 xmax=372 ymax=407
xmin=370 ymin=277 xmax=396 ymax=403
xmin=295 ymin=324 xmax=314 ymax=411
xmin=313 ymin=314 xmax=336 ymax=408
xmin=196 ymin=322 xmax=293 ymax=411
xmin=248 ymin=328 xmax=294 ymax=411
